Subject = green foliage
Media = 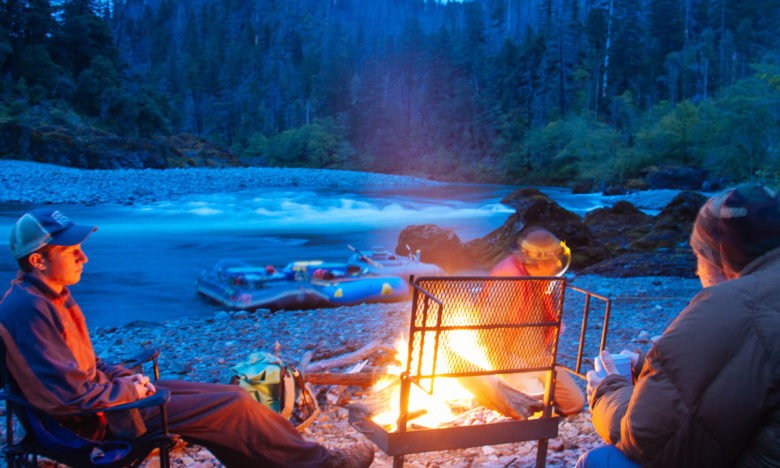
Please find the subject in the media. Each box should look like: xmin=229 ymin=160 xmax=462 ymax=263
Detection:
xmin=18 ymin=44 xmax=58 ymax=89
xmin=636 ymin=101 xmax=706 ymax=166
xmin=699 ymin=75 xmax=780 ymax=180
xmin=510 ymin=115 xmax=641 ymax=186
xmin=2 ymin=0 xmax=779 ymax=184
xmin=263 ymin=119 xmax=354 ymax=169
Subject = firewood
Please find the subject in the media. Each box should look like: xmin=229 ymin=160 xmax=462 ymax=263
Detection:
xmin=457 ymin=375 xmax=543 ymax=420
xmin=346 ymin=380 xmax=400 ymax=419
xmin=304 ymin=371 xmax=384 ymax=388
xmin=298 ymin=350 xmax=315 ymax=373
xmin=306 ymin=338 xmax=394 ymax=373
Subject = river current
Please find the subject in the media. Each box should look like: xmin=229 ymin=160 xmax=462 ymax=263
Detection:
xmin=0 ymin=184 xmax=656 ymax=328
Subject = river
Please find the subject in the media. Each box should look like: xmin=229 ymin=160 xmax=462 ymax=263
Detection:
xmin=0 ymin=184 xmax=663 ymax=328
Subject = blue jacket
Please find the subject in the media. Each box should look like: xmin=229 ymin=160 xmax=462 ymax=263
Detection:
xmin=0 ymin=273 xmax=137 ymax=416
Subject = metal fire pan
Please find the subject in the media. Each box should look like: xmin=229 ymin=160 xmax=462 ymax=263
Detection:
xmin=349 ymin=413 xmax=560 ymax=457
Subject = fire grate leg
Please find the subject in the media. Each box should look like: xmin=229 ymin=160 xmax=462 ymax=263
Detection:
xmin=536 ymin=438 xmax=549 ymax=467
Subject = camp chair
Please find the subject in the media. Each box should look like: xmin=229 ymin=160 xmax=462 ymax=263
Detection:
xmin=0 ymin=345 xmax=177 ymax=468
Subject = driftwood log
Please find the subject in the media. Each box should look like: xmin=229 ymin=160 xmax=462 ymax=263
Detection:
xmin=457 ymin=375 xmax=544 ymax=419
xmin=305 ymin=339 xmax=395 ymax=373
xmin=346 ymin=375 xmax=543 ymax=422
xmin=304 ymin=371 xmax=384 ymax=388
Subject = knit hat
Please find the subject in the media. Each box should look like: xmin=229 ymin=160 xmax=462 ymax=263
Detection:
xmin=9 ymin=209 xmax=96 ymax=260
xmin=690 ymin=182 xmax=780 ymax=277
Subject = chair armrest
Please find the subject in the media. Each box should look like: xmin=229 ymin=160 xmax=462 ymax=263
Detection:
xmin=76 ymin=389 xmax=171 ymax=416
xmin=0 ymin=388 xmax=171 ymax=417
xmin=0 ymin=389 xmax=31 ymax=407
xmin=116 ymin=348 xmax=161 ymax=370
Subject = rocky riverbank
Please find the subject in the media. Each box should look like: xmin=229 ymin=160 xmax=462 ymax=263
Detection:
xmin=0 ymin=160 xmax=440 ymax=205
xmin=81 ymin=274 xmax=700 ymax=468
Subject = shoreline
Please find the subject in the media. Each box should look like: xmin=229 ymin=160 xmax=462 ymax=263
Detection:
xmin=0 ymin=160 xmax=442 ymax=205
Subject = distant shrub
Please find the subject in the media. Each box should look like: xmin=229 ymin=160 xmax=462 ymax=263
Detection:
xmin=9 ymin=100 xmax=27 ymax=117
xmin=264 ymin=119 xmax=353 ymax=169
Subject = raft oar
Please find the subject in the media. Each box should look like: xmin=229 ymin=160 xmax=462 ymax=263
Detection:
xmin=347 ymin=244 xmax=383 ymax=269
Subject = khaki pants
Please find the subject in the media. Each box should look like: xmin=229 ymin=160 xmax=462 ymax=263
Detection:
xmin=502 ymin=366 xmax=585 ymax=416
xmin=141 ymin=380 xmax=333 ymax=467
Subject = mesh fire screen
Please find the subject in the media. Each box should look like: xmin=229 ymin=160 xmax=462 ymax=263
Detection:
xmin=407 ymin=276 xmax=565 ymax=389
xmin=350 ymin=275 xmax=610 ymax=468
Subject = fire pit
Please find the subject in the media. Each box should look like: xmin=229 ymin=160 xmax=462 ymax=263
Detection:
xmin=348 ymin=276 xmax=611 ymax=468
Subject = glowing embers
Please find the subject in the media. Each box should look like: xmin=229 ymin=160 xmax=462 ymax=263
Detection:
xmin=370 ymin=336 xmax=479 ymax=431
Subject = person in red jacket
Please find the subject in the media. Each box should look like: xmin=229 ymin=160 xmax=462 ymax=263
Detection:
xmin=489 ymin=226 xmax=585 ymax=416
xmin=0 ymin=208 xmax=373 ymax=468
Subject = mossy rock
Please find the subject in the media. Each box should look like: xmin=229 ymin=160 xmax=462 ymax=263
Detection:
xmin=629 ymin=191 xmax=706 ymax=251
xmin=467 ymin=187 xmax=609 ymax=271
xmin=584 ymin=201 xmax=655 ymax=255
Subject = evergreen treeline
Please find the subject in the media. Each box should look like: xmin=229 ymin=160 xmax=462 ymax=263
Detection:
xmin=1 ymin=0 xmax=779 ymax=186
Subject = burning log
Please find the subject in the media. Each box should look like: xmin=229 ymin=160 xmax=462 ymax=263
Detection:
xmin=457 ymin=375 xmax=543 ymax=420
xmin=346 ymin=381 xmax=400 ymax=420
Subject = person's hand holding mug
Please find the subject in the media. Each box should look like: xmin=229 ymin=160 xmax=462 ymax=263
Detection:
xmin=586 ymin=349 xmax=619 ymax=401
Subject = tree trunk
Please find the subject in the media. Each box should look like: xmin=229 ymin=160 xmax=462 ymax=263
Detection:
xmin=601 ymin=0 xmax=614 ymax=99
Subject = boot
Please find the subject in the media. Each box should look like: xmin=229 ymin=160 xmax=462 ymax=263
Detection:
xmin=329 ymin=440 xmax=375 ymax=468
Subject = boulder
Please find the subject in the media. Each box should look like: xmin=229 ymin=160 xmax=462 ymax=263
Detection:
xmin=584 ymin=201 xmax=655 ymax=256
xmin=465 ymin=187 xmax=609 ymax=271
xmin=571 ymin=178 xmax=595 ymax=194
xmin=628 ymin=191 xmax=706 ymax=251
xmin=396 ymin=224 xmax=474 ymax=273
xmin=645 ymin=165 xmax=706 ymax=190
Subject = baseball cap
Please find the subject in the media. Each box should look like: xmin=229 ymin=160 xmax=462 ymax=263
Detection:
xmin=9 ymin=209 xmax=97 ymax=260
xmin=690 ymin=182 xmax=780 ymax=277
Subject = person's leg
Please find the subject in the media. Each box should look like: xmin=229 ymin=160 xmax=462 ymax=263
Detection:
xmin=553 ymin=367 xmax=585 ymax=415
xmin=575 ymin=445 xmax=641 ymax=468
xmin=141 ymin=380 xmax=333 ymax=468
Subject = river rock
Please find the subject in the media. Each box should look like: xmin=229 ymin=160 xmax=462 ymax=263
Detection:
xmin=584 ymin=201 xmax=655 ymax=256
xmin=645 ymin=165 xmax=706 ymax=190
xmin=571 ymin=178 xmax=596 ymax=194
xmin=465 ymin=187 xmax=609 ymax=270
xmin=579 ymin=191 xmax=705 ymax=277
xmin=628 ymin=191 xmax=706 ymax=251
xmin=395 ymin=224 xmax=474 ymax=273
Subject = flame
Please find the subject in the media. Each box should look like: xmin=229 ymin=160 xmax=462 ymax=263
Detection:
xmin=370 ymin=303 xmax=502 ymax=430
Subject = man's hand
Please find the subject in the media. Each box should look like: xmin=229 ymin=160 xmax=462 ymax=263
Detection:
xmin=119 ymin=373 xmax=156 ymax=399
xmin=586 ymin=349 xmax=619 ymax=401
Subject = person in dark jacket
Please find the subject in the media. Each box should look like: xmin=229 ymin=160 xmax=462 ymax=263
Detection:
xmin=0 ymin=208 xmax=374 ymax=468
xmin=577 ymin=182 xmax=780 ymax=468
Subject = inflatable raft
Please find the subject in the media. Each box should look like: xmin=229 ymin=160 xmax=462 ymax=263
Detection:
xmin=196 ymin=259 xmax=411 ymax=311
xmin=346 ymin=246 xmax=445 ymax=279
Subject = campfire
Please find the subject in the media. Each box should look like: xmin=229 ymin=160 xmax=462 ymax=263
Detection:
xmin=347 ymin=276 xmax=611 ymax=468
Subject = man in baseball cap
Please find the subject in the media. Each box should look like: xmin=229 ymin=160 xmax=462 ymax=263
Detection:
xmin=9 ymin=208 xmax=96 ymax=260
xmin=0 ymin=208 xmax=374 ymax=467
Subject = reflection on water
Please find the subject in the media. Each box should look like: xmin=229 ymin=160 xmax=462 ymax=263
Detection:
xmin=0 ymin=184 xmax=662 ymax=328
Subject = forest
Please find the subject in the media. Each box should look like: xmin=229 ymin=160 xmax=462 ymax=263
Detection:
xmin=0 ymin=0 xmax=778 ymax=188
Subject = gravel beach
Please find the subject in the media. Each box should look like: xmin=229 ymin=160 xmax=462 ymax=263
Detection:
xmin=0 ymin=160 xmax=441 ymax=205
xmin=82 ymin=274 xmax=701 ymax=468
xmin=0 ymin=161 xmax=705 ymax=467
